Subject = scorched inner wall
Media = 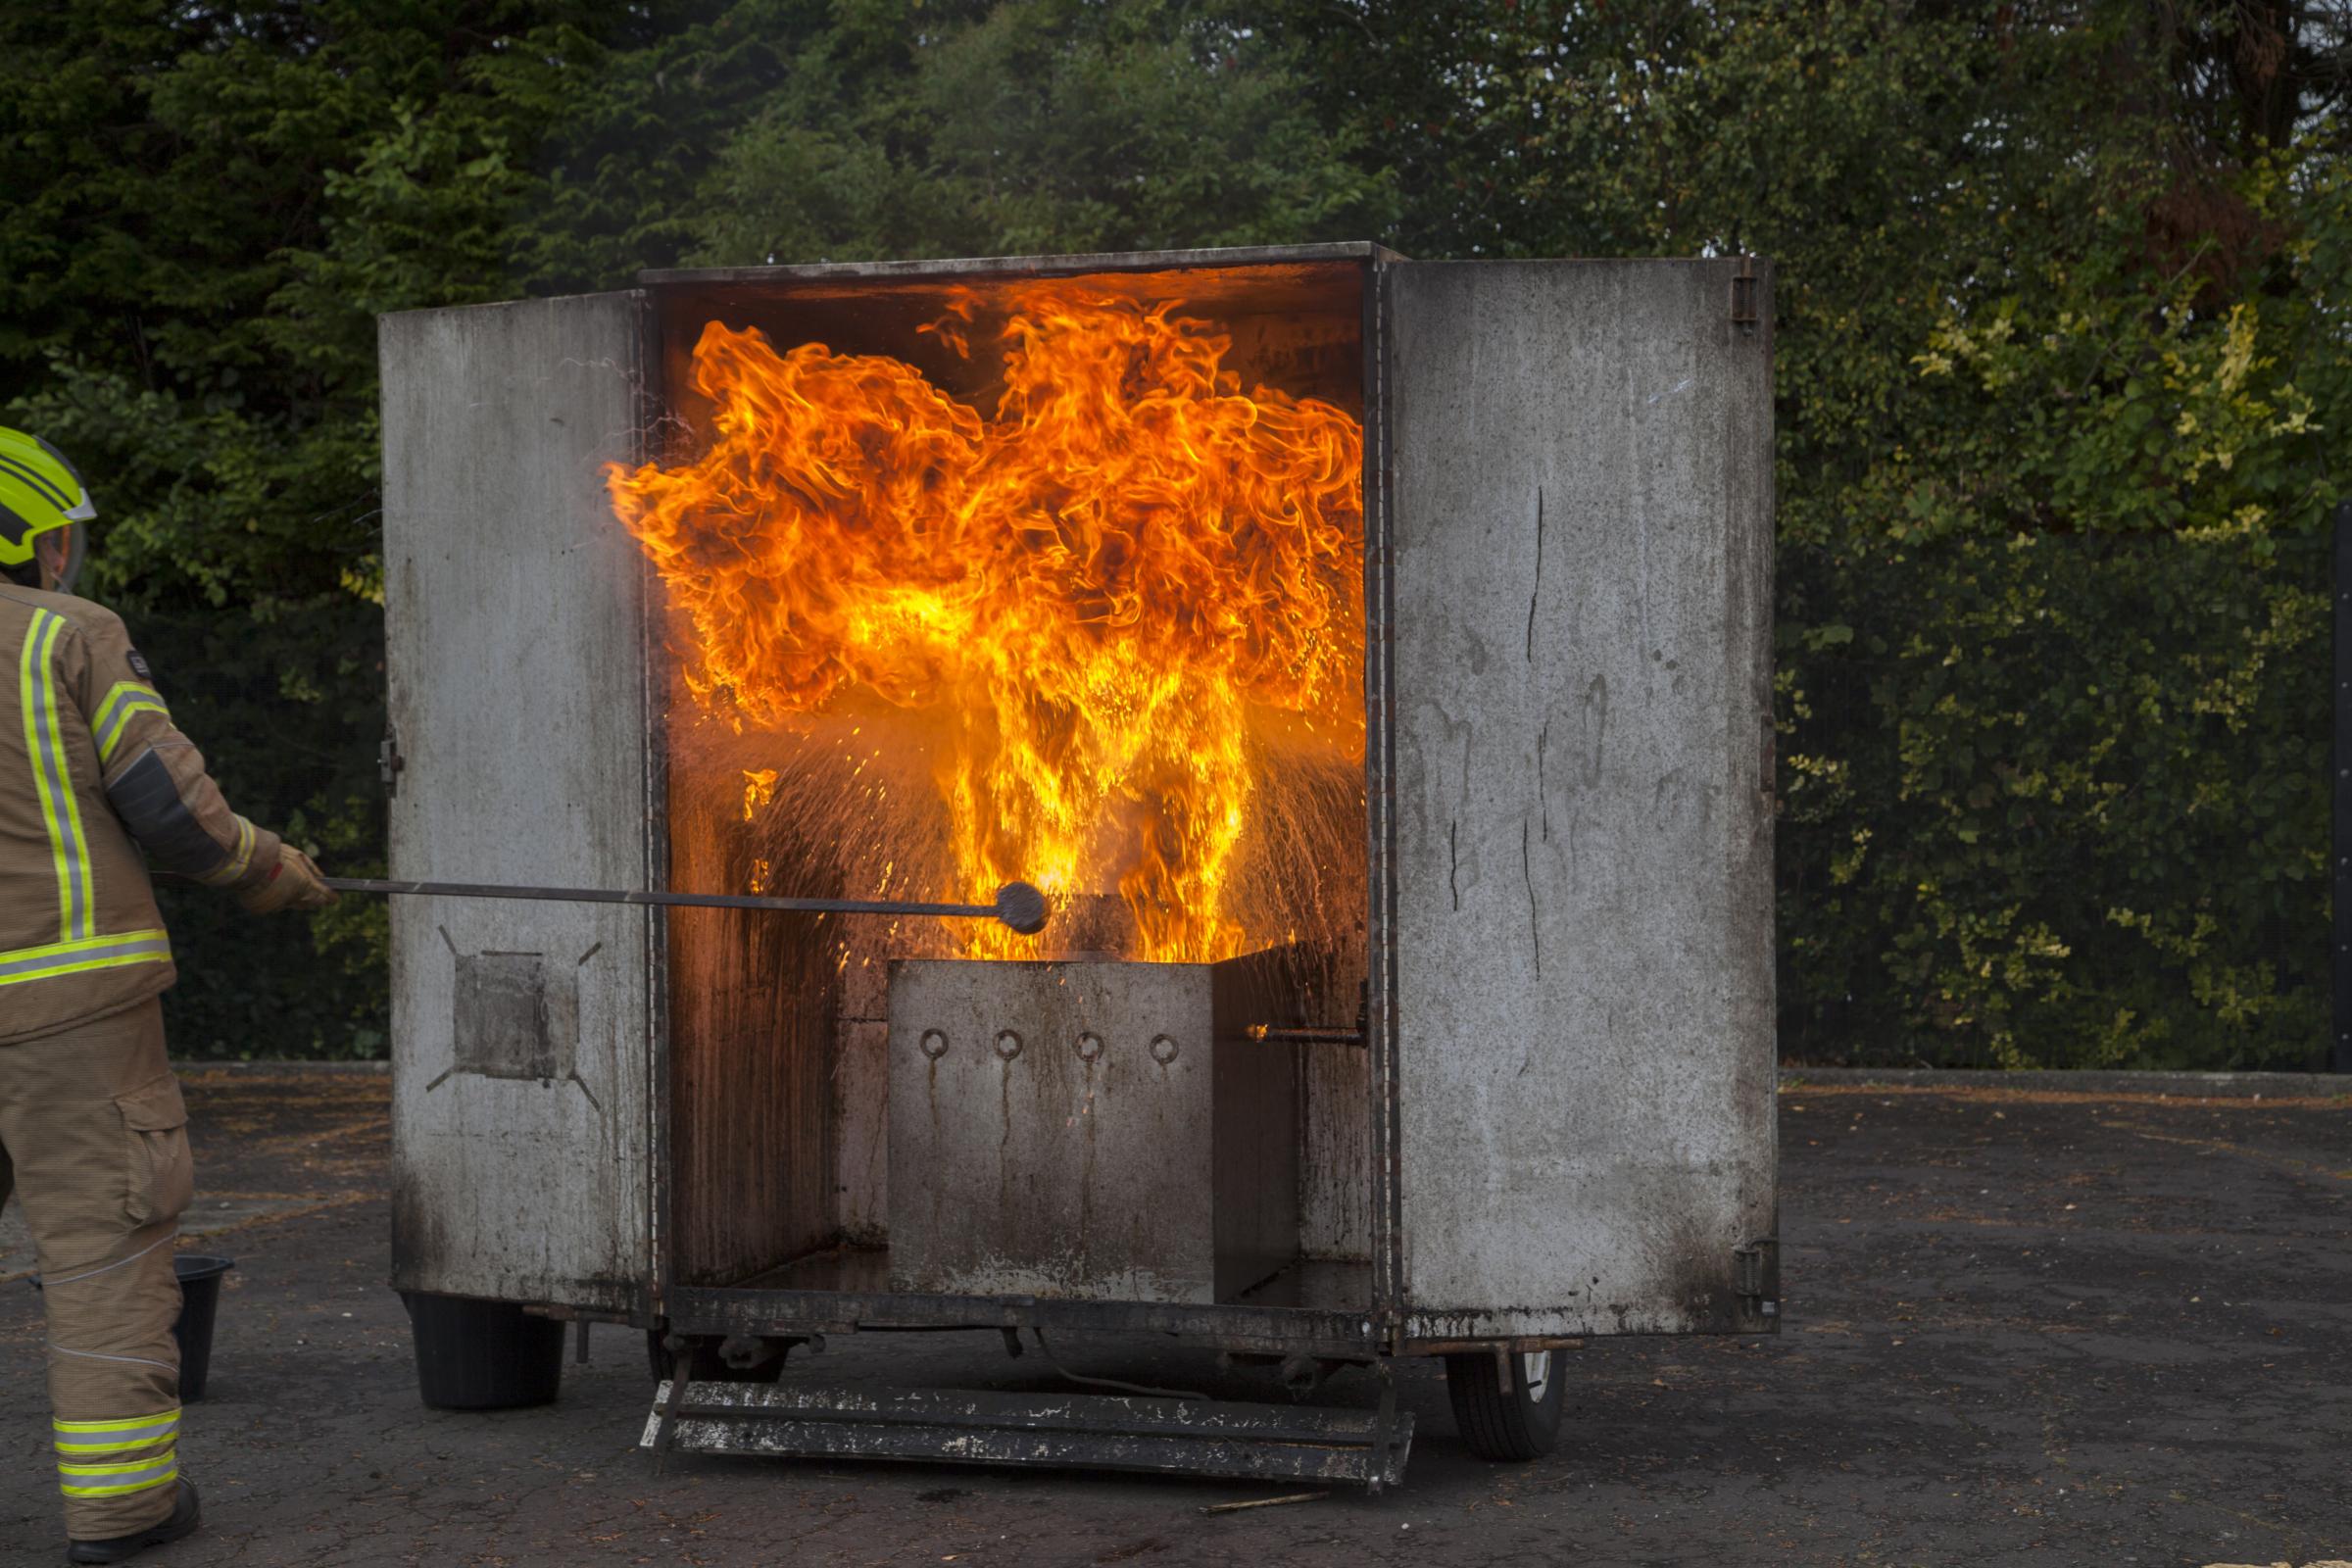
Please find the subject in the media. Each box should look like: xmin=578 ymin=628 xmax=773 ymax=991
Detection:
xmin=648 ymin=262 xmax=1375 ymax=1291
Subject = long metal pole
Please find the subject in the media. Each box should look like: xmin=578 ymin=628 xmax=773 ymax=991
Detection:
xmin=321 ymin=877 xmax=1049 ymax=935
xmin=2334 ymin=500 xmax=2352 ymax=1072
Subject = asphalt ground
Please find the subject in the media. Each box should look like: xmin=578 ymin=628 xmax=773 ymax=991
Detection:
xmin=2 ymin=1069 xmax=2349 ymax=1567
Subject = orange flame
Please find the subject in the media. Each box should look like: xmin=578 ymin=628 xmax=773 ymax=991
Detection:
xmin=608 ymin=284 xmax=1364 ymax=960
xmin=740 ymin=767 xmax=779 ymax=822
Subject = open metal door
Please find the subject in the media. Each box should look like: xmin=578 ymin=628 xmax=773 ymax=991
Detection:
xmin=379 ymin=292 xmax=659 ymax=1315
xmin=1378 ymin=259 xmax=1777 ymax=1342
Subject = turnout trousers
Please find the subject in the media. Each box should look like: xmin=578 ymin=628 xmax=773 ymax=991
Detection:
xmin=0 ymin=999 xmax=189 ymax=1539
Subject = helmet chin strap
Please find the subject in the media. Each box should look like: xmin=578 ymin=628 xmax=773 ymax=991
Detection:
xmin=35 ymin=526 xmax=82 ymax=595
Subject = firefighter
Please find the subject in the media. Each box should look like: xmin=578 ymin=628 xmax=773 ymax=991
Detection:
xmin=0 ymin=425 xmax=334 ymax=1564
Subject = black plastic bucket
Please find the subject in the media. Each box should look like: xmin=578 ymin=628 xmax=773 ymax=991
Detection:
xmin=171 ymin=1254 xmax=233 ymax=1402
xmin=401 ymin=1291 xmax=565 ymax=1409
xmin=26 ymin=1252 xmax=234 ymax=1403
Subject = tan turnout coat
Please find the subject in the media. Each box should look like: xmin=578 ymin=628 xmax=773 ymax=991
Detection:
xmin=0 ymin=584 xmax=279 ymax=1043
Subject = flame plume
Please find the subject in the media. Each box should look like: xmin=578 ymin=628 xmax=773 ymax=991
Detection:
xmin=609 ymin=284 xmax=1364 ymax=961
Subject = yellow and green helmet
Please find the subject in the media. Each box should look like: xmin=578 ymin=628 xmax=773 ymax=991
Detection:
xmin=0 ymin=425 xmax=94 ymax=593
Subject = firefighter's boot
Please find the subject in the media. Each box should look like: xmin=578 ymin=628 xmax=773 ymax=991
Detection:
xmin=66 ymin=1478 xmax=200 ymax=1564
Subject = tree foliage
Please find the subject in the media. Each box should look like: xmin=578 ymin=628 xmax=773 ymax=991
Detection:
xmin=1265 ymin=0 xmax=2351 ymax=1066
xmin=0 ymin=2 xmax=644 ymax=1054
xmin=1 ymin=0 xmax=2343 ymax=1064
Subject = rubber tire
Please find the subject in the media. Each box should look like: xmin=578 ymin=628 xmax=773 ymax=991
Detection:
xmin=1444 ymin=1348 xmax=1565 ymax=1460
xmin=646 ymin=1332 xmax=788 ymax=1385
xmin=403 ymin=1292 xmax=565 ymax=1410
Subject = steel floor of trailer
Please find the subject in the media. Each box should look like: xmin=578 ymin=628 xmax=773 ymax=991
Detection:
xmin=2 ymin=1065 xmax=2348 ymax=1566
xmin=732 ymin=1249 xmax=1368 ymax=1308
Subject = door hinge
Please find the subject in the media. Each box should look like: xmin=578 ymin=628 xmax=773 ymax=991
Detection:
xmin=1733 ymin=1237 xmax=1777 ymax=1302
xmin=380 ymin=726 xmax=406 ymax=797
xmin=1730 ymin=255 xmax=1761 ymax=333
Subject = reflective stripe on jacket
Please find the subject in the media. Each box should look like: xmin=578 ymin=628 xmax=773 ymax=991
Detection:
xmin=0 ymin=585 xmax=280 ymax=1042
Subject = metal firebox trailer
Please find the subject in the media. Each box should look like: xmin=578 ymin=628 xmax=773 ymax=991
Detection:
xmin=377 ymin=244 xmax=1777 ymax=1489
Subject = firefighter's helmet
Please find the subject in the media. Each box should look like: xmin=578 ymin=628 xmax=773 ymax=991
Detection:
xmin=0 ymin=426 xmax=94 ymax=593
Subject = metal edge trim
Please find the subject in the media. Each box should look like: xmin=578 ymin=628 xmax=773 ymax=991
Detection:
xmin=1365 ymin=256 xmax=1404 ymax=1343
xmin=634 ymin=287 xmax=674 ymax=1322
xmin=1396 ymin=1335 xmax=1590 ymax=1357
xmin=637 ymin=242 xmax=1390 ymax=287
xmin=665 ymin=1285 xmax=1372 ymax=1354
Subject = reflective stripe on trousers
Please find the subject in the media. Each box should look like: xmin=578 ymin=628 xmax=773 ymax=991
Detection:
xmin=53 ymin=1407 xmax=180 ymax=1499
xmin=0 ymin=1001 xmax=189 ymax=1538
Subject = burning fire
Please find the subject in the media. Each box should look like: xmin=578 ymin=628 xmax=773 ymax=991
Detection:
xmin=741 ymin=768 xmax=778 ymax=822
xmin=608 ymin=283 xmax=1364 ymax=960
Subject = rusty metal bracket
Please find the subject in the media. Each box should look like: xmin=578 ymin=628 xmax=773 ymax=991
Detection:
xmin=1399 ymin=1334 xmax=1586 ymax=1357
xmin=1731 ymin=256 xmax=1761 ymax=333
xmin=1244 ymin=1024 xmax=1366 ymax=1047
xmin=378 ymin=725 xmax=404 ymax=797
xmin=1734 ymin=1237 xmax=1781 ymax=1327
xmin=1365 ymin=1361 xmax=1403 ymax=1496
xmin=650 ymin=1360 xmax=692 ymax=1473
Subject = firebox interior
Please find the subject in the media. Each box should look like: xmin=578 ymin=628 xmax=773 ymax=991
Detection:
xmin=648 ymin=261 xmax=1374 ymax=1310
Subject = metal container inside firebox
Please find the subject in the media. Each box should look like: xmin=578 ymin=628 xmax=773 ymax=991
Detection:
xmin=887 ymin=950 xmax=1303 ymax=1303
xmin=377 ymin=244 xmax=1778 ymax=1428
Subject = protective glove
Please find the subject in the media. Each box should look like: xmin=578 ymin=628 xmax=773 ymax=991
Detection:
xmin=239 ymin=844 xmax=337 ymax=915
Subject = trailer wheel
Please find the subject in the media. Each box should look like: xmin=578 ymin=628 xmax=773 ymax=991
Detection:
xmin=646 ymin=1332 xmax=789 ymax=1385
xmin=1444 ymin=1348 xmax=1565 ymax=1461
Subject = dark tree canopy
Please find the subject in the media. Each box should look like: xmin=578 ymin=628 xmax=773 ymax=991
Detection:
xmin=2 ymin=0 xmax=2343 ymax=1064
